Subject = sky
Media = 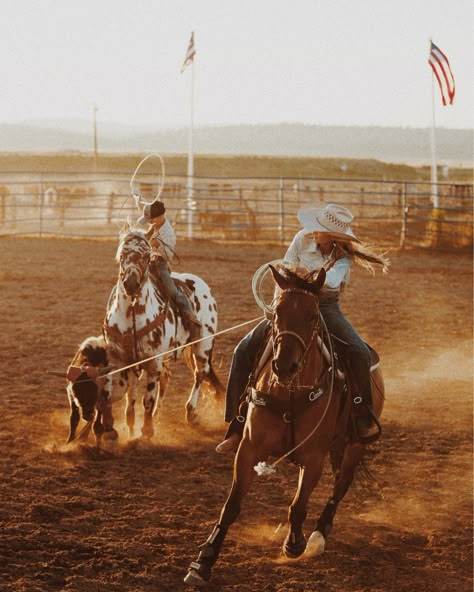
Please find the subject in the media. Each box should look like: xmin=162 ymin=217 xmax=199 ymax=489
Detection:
xmin=1 ymin=0 xmax=473 ymax=130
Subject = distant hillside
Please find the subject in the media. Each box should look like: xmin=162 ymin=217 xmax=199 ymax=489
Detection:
xmin=0 ymin=121 xmax=471 ymax=165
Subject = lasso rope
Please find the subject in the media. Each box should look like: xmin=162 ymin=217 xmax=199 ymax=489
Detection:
xmin=83 ymin=316 xmax=265 ymax=381
xmin=251 ymin=259 xmax=287 ymax=314
xmin=129 ymin=153 xmax=165 ymax=200
xmin=114 ymin=153 xmax=166 ymax=229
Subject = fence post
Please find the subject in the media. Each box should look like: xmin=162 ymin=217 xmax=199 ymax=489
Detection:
xmin=399 ymin=182 xmax=407 ymax=248
xmin=0 ymin=190 xmax=5 ymax=226
xmin=279 ymin=177 xmax=285 ymax=244
xmin=107 ymin=192 xmax=115 ymax=225
xmin=59 ymin=190 xmax=65 ymax=229
xmin=39 ymin=176 xmax=44 ymax=238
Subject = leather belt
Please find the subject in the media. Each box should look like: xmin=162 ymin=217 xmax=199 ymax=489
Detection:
xmin=318 ymin=292 xmax=339 ymax=302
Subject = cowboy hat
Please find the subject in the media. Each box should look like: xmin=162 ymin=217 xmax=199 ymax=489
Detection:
xmin=137 ymin=199 xmax=166 ymax=225
xmin=297 ymin=203 xmax=360 ymax=242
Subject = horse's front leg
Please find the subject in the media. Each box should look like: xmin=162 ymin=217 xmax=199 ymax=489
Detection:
xmin=284 ymin=455 xmax=326 ymax=559
xmin=124 ymin=371 xmax=139 ymax=439
xmin=306 ymin=441 xmax=365 ymax=557
xmin=142 ymin=363 xmax=161 ymax=439
xmin=184 ymin=437 xmax=258 ymax=586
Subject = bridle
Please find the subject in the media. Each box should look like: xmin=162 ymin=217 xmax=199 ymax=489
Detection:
xmin=272 ymin=287 xmax=321 ymax=385
xmin=119 ymin=237 xmax=151 ymax=299
xmin=105 ymin=234 xmax=167 ymax=365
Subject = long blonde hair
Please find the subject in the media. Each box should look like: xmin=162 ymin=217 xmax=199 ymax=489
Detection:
xmin=334 ymin=240 xmax=390 ymax=274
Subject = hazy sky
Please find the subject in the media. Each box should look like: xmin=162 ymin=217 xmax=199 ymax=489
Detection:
xmin=1 ymin=0 xmax=472 ymax=129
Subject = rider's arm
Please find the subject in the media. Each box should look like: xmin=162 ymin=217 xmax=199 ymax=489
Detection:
xmin=283 ymin=230 xmax=304 ymax=265
xmin=324 ymin=256 xmax=351 ymax=290
xmin=151 ymin=218 xmax=176 ymax=263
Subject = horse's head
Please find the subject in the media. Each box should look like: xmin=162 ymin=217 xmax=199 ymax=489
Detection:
xmin=116 ymin=229 xmax=151 ymax=299
xmin=269 ymin=264 xmax=326 ymax=385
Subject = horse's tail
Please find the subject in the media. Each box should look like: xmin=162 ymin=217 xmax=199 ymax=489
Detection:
xmin=184 ymin=344 xmax=225 ymax=398
xmin=205 ymin=354 xmax=225 ymax=398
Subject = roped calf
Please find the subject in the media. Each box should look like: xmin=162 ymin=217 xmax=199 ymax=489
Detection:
xmin=66 ymin=336 xmax=115 ymax=444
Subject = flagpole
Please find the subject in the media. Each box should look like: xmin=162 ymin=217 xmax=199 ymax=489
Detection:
xmin=187 ymin=51 xmax=195 ymax=239
xmin=430 ymin=71 xmax=439 ymax=209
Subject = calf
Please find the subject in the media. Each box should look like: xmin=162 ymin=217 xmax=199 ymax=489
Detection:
xmin=66 ymin=336 xmax=111 ymax=444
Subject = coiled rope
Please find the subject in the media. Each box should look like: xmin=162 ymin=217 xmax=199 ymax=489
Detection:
xmin=251 ymin=259 xmax=289 ymax=314
xmin=115 ymin=153 xmax=166 ymax=228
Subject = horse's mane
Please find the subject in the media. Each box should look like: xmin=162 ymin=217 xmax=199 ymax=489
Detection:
xmin=276 ymin=263 xmax=322 ymax=292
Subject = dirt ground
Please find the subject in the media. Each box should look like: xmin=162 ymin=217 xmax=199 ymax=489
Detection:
xmin=0 ymin=235 xmax=472 ymax=592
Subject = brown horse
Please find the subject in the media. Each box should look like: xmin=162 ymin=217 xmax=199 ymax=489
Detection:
xmin=184 ymin=264 xmax=384 ymax=586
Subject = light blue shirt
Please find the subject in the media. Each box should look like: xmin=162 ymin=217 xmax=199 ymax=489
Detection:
xmin=283 ymin=229 xmax=351 ymax=291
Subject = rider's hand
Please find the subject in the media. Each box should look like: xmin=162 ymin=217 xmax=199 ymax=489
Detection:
xmin=264 ymin=309 xmax=274 ymax=321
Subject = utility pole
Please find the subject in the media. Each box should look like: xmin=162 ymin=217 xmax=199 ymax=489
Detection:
xmin=92 ymin=104 xmax=98 ymax=161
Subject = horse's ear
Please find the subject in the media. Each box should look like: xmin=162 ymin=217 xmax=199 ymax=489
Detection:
xmin=269 ymin=264 xmax=290 ymax=291
xmin=119 ymin=221 xmax=131 ymax=240
xmin=311 ymin=268 xmax=326 ymax=293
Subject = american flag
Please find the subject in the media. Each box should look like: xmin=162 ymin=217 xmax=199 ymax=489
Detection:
xmin=428 ymin=41 xmax=455 ymax=106
xmin=181 ymin=32 xmax=196 ymax=73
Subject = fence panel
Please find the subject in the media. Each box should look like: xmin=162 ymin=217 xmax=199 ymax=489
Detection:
xmin=0 ymin=171 xmax=472 ymax=248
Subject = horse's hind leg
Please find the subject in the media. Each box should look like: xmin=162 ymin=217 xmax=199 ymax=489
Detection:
xmin=283 ymin=456 xmax=326 ymax=559
xmin=185 ymin=438 xmax=258 ymax=585
xmin=184 ymin=349 xmax=207 ymax=426
xmin=306 ymin=442 xmax=365 ymax=557
xmin=185 ymin=375 xmax=203 ymax=426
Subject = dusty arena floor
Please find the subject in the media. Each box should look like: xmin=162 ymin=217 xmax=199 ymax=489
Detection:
xmin=0 ymin=236 xmax=472 ymax=592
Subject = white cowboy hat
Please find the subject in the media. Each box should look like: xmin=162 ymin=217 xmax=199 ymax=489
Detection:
xmin=297 ymin=203 xmax=360 ymax=242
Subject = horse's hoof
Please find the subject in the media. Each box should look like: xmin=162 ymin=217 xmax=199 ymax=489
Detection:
xmin=283 ymin=533 xmax=307 ymax=559
xmin=184 ymin=569 xmax=208 ymax=587
xmin=305 ymin=531 xmax=326 ymax=557
xmin=104 ymin=428 xmax=119 ymax=441
xmin=185 ymin=410 xmax=199 ymax=427
xmin=141 ymin=426 xmax=154 ymax=439
xmin=103 ymin=429 xmax=119 ymax=448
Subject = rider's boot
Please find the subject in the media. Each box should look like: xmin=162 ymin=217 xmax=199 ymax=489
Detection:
xmin=175 ymin=292 xmax=202 ymax=342
xmin=353 ymin=393 xmax=381 ymax=444
xmin=215 ymin=404 xmax=247 ymax=454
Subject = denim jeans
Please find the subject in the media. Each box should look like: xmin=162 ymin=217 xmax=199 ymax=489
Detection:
xmin=153 ymin=257 xmax=194 ymax=318
xmin=224 ymin=319 xmax=270 ymax=421
xmin=319 ymin=301 xmax=372 ymax=402
xmin=223 ymin=301 xmax=372 ymax=423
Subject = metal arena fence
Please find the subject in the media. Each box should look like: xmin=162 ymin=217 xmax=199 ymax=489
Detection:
xmin=0 ymin=171 xmax=472 ymax=249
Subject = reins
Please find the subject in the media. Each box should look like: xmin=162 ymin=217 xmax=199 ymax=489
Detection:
xmin=105 ymin=238 xmax=169 ymax=365
xmin=272 ymin=286 xmax=321 ymax=386
xmin=254 ymin=293 xmax=337 ymax=476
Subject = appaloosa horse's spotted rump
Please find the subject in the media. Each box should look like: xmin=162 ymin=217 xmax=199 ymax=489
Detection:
xmin=100 ymin=226 xmax=224 ymax=443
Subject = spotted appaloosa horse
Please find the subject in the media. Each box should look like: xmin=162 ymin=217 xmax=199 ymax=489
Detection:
xmin=101 ymin=226 xmax=224 ymax=442
xmin=185 ymin=265 xmax=384 ymax=585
